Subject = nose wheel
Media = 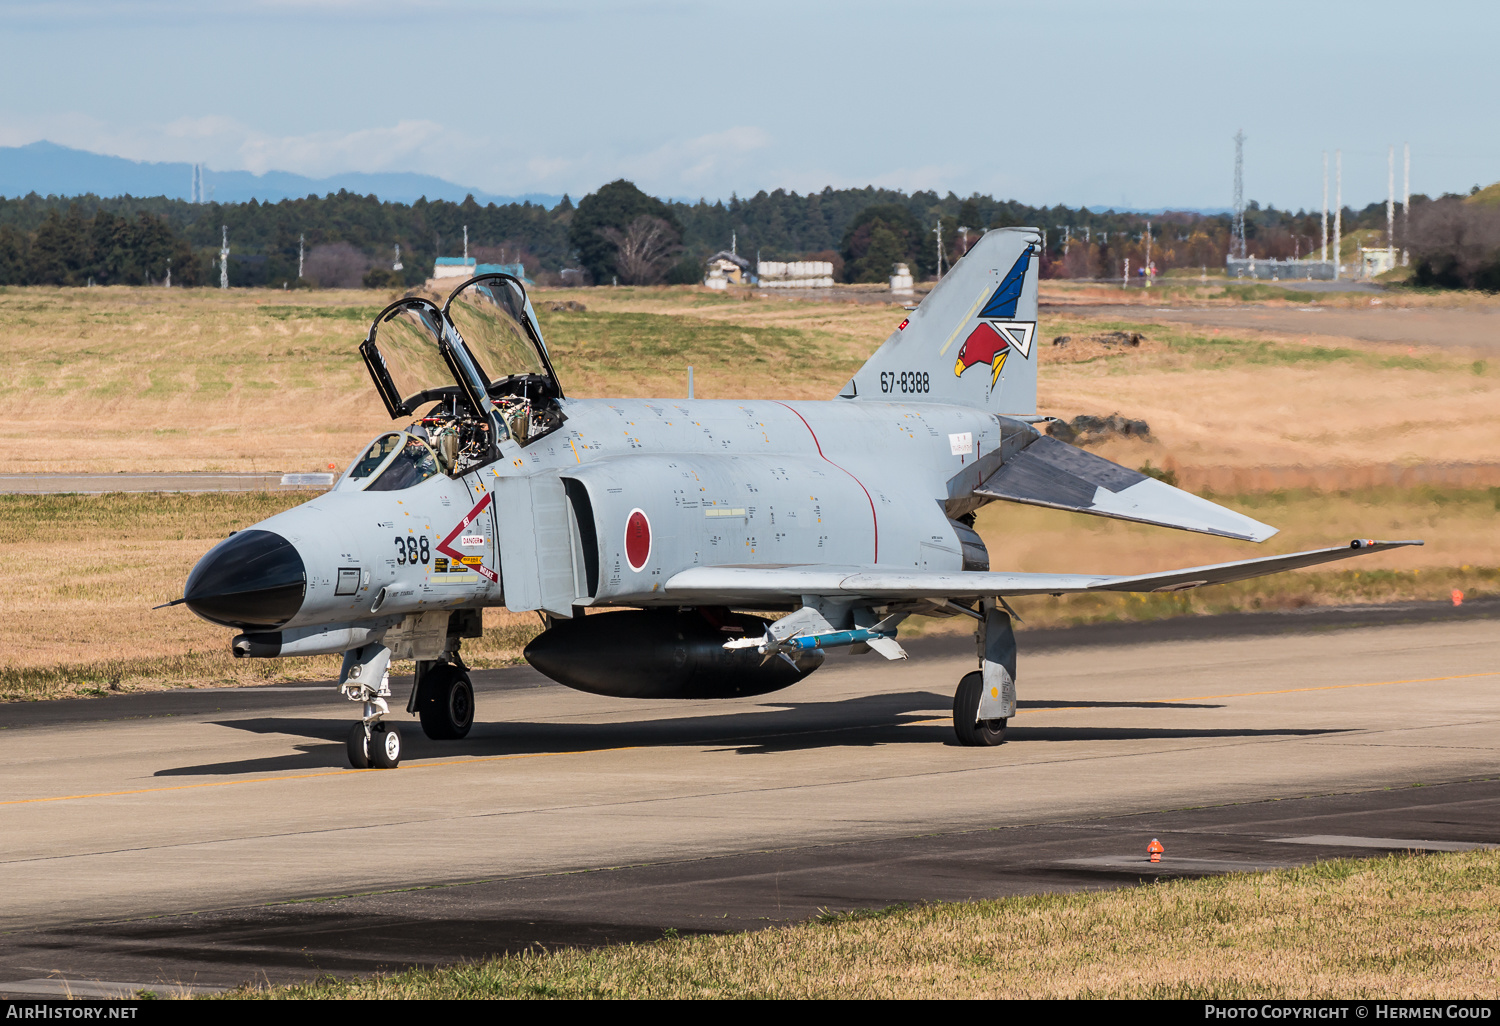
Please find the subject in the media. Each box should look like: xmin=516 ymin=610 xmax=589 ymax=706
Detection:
xmin=347 ymin=721 xmax=402 ymax=768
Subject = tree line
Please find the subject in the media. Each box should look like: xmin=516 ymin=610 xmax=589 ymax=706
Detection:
xmin=0 ymin=179 xmax=1468 ymax=288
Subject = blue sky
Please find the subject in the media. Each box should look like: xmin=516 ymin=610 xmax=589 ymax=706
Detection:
xmin=1 ymin=0 xmax=1493 ymax=209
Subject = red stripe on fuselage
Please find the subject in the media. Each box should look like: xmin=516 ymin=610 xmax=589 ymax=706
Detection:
xmin=773 ymin=401 xmax=879 ymax=563
xmin=438 ymin=491 xmax=499 ymax=583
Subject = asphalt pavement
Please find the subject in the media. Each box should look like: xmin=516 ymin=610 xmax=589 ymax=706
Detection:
xmin=2 ymin=600 xmax=1497 ymax=996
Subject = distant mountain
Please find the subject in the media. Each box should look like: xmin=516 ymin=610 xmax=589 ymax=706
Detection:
xmin=0 ymin=141 xmax=562 ymax=207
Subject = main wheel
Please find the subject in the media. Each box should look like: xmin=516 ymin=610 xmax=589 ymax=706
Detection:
xmin=953 ymin=670 xmax=1007 ymax=747
xmin=417 ymin=663 xmax=474 ymax=740
xmin=347 ymin=723 xmax=371 ymax=768
xmin=370 ymin=722 xmax=402 ymax=768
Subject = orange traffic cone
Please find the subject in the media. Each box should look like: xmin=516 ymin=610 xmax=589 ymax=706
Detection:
xmin=1147 ymin=838 xmax=1164 ymax=863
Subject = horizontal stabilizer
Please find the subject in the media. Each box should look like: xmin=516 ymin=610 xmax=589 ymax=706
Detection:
xmin=665 ymin=540 xmax=1421 ymax=604
xmin=972 ymin=435 xmax=1277 ymax=542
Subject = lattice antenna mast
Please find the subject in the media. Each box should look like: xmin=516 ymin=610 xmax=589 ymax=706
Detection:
xmin=933 ymin=219 xmax=944 ymax=278
xmin=298 ymin=234 xmax=305 ymax=280
xmin=1232 ymin=130 xmax=1246 ymax=259
xmin=219 ymin=226 xmax=229 ymax=290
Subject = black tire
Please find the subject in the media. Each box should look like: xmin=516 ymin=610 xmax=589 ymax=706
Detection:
xmin=347 ymin=722 xmax=371 ymax=768
xmin=370 ymin=722 xmax=402 ymax=768
xmin=953 ymin=670 xmax=1007 ymax=747
xmin=417 ymin=663 xmax=474 ymax=741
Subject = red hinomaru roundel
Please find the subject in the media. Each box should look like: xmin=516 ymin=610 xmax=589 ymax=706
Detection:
xmin=625 ymin=508 xmax=651 ymax=571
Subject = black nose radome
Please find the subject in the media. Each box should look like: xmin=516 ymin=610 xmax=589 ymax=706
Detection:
xmin=184 ymin=530 xmax=305 ymax=630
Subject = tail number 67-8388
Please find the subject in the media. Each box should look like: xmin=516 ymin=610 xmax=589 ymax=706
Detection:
xmin=880 ymin=371 xmax=929 ymax=394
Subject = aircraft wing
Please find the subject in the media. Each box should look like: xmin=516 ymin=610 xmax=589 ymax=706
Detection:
xmin=663 ymin=540 xmax=1422 ymax=605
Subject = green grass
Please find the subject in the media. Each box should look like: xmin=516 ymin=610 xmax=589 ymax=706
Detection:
xmin=534 ymin=309 xmax=855 ymax=377
xmin=1210 ymin=283 xmax=1318 ymax=303
xmin=0 ymin=490 xmax=308 ymax=545
xmin=258 ymin=305 xmax=382 ymax=321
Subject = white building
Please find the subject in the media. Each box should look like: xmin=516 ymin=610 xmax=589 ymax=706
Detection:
xmin=704 ymin=251 xmax=752 ymax=290
xmin=433 ymin=256 xmax=476 ymax=279
xmin=1359 ymin=247 xmax=1397 ymax=279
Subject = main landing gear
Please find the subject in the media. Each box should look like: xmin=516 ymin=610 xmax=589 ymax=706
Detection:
xmin=953 ymin=670 xmax=1007 ymax=746
xmin=952 ymin=599 xmax=1018 ymax=748
xmin=410 ymin=659 xmax=474 ymax=741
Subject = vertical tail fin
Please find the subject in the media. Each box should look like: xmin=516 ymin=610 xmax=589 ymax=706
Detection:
xmin=839 ymin=227 xmax=1042 ymax=415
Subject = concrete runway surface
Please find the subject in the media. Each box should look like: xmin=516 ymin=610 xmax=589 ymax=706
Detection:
xmin=2 ymin=602 xmax=1498 ymax=996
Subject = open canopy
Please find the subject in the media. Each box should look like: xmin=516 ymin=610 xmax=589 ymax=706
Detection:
xmin=361 ymin=275 xmax=563 ymax=417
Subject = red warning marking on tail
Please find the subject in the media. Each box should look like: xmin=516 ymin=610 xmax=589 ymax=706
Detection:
xmin=953 ymin=322 xmax=1009 ymax=387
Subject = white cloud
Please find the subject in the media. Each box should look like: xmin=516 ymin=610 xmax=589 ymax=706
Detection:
xmin=614 ymin=127 xmax=772 ymax=190
xmin=234 ymin=120 xmax=452 ymax=176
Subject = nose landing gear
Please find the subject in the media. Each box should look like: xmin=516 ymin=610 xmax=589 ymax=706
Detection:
xmin=340 ymin=642 xmax=402 ymax=768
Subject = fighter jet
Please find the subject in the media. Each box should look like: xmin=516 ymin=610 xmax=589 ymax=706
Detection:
xmin=176 ymin=228 xmax=1419 ymax=768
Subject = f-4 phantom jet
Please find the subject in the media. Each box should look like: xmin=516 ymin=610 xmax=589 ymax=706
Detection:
xmin=177 ymin=228 xmax=1418 ymax=768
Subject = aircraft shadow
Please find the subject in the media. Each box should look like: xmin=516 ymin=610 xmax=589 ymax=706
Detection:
xmin=152 ymin=691 xmax=1338 ymax=775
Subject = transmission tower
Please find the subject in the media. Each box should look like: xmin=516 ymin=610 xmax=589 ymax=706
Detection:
xmin=220 ymin=226 xmax=229 ymax=290
xmin=1232 ymin=130 xmax=1246 ymax=259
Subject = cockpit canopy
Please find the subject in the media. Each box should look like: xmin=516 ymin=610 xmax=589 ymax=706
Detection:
xmin=362 ymin=301 xmax=457 ymax=416
xmin=444 ymin=276 xmax=561 ymax=403
xmin=336 ymin=431 xmax=442 ymax=491
xmin=358 ymin=273 xmax=565 ymax=471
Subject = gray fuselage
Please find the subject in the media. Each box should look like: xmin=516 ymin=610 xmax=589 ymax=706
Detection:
xmin=257 ymin=396 xmax=1001 ymax=632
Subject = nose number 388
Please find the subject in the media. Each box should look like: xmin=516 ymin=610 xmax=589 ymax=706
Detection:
xmin=394 ymin=536 xmax=430 ymax=565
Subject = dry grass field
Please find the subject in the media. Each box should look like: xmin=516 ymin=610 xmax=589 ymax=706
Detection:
xmin=1 ymin=282 xmax=1496 ymax=699
xmin=4 ymin=282 xmax=1498 ymax=474
xmin=228 ymin=850 xmax=1500 ymax=999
